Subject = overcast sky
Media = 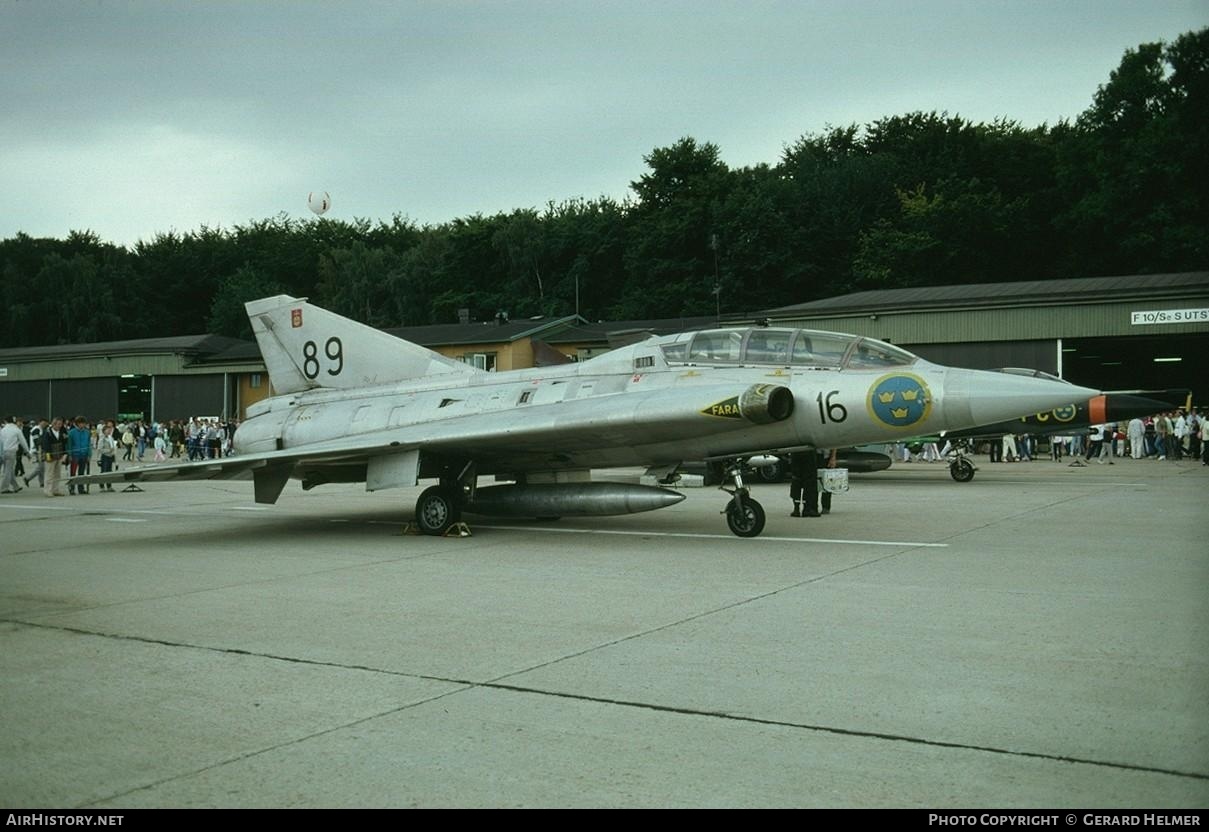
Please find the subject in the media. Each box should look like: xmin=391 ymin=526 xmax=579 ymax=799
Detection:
xmin=2 ymin=0 xmax=1205 ymax=246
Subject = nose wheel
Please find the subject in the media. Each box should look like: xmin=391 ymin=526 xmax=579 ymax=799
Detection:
xmin=720 ymin=460 xmax=766 ymax=538
xmin=944 ymin=439 xmax=978 ymax=482
xmin=949 ymin=457 xmax=976 ymax=482
xmin=725 ymin=497 xmax=766 ymax=537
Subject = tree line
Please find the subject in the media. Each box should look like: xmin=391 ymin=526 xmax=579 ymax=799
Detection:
xmin=2 ymin=29 xmax=1205 ymax=347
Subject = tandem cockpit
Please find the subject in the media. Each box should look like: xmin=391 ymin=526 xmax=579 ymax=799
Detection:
xmin=654 ymin=327 xmax=920 ymax=370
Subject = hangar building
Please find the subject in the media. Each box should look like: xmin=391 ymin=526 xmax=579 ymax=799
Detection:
xmin=0 ymin=335 xmax=265 ymax=423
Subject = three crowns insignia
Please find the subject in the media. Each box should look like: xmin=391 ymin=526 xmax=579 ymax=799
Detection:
xmin=878 ymin=388 xmax=923 ymax=405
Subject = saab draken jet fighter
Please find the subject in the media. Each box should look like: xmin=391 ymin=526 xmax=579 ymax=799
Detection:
xmin=76 ymin=296 xmax=1100 ymax=537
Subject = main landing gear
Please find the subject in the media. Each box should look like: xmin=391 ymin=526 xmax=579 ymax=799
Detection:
xmin=720 ymin=460 xmax=766 ymax=538
xmin=413 ymin=462 xmax=476 ymax=535
xmin=414 ymin=485 xmax=462 ymax=535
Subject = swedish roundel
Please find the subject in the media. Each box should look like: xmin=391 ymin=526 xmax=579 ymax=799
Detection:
xmin=867 ymin=373 xmax=932 ymax=428
xmin=1051 ymin=404 xmax=1078 ymax=422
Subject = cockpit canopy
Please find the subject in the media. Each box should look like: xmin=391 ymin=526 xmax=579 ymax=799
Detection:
xmin=658 ymin=327 xmax=918 ymax=370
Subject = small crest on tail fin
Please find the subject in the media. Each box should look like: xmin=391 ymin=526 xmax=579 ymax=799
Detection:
xmin=246 ymin=295 xmax=480 ymax=395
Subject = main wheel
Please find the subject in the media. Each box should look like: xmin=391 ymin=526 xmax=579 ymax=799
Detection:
xmin=949 ymin=458 xmax=976 ymax=482
xmin=415 ymin=486 xmax=461 ymax=535
xmin=726 ymin=497 xmax=766 ymax=538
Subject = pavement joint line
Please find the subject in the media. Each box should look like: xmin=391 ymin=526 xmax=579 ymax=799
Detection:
xmin=2 ymin=617 xmax=481 ymax=808
xmin=0 ymin=539 xmax=487 ymax=619
xmin=475 ymin=682 xmax=1209 ymax=783
xmin=10 ymin=531 xmax=938 ymax=700
xmin=482 ymin=544 xmax=933 ymax=685
xmin=11 ymin=617 xmax=1203 ymax=803
xmin=13 ymin=535 xmax=906 ymax=689
xmin=81 ymin=679 xmax=478 ymax=808
xmin=7 ymin=617 xmax=479 ymax=697
xmin=927 ymin=487 xmax=1114 ymax=546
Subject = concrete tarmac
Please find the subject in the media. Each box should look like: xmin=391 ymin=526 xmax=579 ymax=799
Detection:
xmin=1 ymin=456 xmax=1206 ymax=808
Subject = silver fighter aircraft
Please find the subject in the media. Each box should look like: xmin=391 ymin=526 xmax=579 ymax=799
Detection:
xmin=76 ymin=295 xmax=1100 ymax=537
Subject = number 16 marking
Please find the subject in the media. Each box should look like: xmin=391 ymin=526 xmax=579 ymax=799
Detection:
xmin=816 ymin=390 xmax=847 ymax=423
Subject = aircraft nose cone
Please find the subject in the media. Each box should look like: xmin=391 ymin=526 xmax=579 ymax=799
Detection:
xmin=1102 ymin=392 xmax=1186 ymax=422
xmin=944 ymin=368 xmax=1099 ymax=430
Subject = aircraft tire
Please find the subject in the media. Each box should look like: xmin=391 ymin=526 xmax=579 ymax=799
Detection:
xmin=415 ymin=486 xmax=461 ymax=535
xmin=949 ymin=458 xmax=976 ymax=483
xmin=726 ymin=497 xmax=766 ymax=538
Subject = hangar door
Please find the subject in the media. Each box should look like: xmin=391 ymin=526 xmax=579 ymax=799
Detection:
xmin=154 ymin=375 xmax=225 ymax=421
xmin=0 ymin=380 xmax=50 ymax=418
xmin=904 ymin=341 xmax=1058 ymax=375
xmin=52 ymin=378 xmax=119 ymax=422
xmin=1060 ymin=333 xmax=1205 ymax=404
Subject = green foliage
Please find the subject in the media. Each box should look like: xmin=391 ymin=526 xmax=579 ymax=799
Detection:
xmin=1055 ymin=30 xmax=1209 ymax=274
xmin=2 ymin=29 xmax=1205 ymax=348
xmin=314 ymin=242 xmax=405 ymax=327
xmin=207 ymin=265 xmax=287 ymax=339
xmin=611 ymin=137 xmax=732 ymax=319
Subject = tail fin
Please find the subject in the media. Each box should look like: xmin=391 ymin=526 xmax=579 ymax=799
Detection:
xmin=245 ymin=295 xmax=480 ymax=394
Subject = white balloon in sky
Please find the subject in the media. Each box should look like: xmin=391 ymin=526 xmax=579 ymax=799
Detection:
xmin=307 ymin=191 xmax=331 ymax=216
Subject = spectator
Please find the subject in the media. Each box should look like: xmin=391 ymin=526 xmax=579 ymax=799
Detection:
xmin=1 ymin=416 xmax=32 ymax=493
xmin=67 ymin=416 xmax=92 ymax=494
xmin=41 ymin=417 xmax=69 ymax=497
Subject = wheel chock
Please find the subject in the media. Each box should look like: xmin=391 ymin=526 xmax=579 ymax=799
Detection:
xmin=398 ymin=521 xmax=472 ymax=537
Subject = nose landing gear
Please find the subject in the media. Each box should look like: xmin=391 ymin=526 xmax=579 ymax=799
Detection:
xmin=720 ymin=460 xmax=766 ymax=537
xmin=945 ymin=439 xmax=978 ymax=482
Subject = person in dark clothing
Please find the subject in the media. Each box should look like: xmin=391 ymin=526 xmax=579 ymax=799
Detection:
xmin=788 ymin=452 xmax=813 ymax=517
xmin=807 ymin=447 xmax=837 ymax=516
xmin=790 ymin=449 xmax=837 ymax=518
xmin=169 ymin=421 xmax=185 ymax=458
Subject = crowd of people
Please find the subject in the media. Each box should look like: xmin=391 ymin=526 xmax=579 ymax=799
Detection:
xmin=987 ymin=410 xmax=1206 ymax=464
xmin=0 ymin=415 xmax=240 ymax=497
xmin=885 ymin=409 xmax=1206 ymax=466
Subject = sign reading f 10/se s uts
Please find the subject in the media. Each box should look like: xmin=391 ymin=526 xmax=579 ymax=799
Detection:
xmin=1130 ymin=308 xmax=1209 ymax=325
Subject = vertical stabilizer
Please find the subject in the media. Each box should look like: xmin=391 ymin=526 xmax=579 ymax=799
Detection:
xmin=245 ymin=295 xmax=480 ymax=394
